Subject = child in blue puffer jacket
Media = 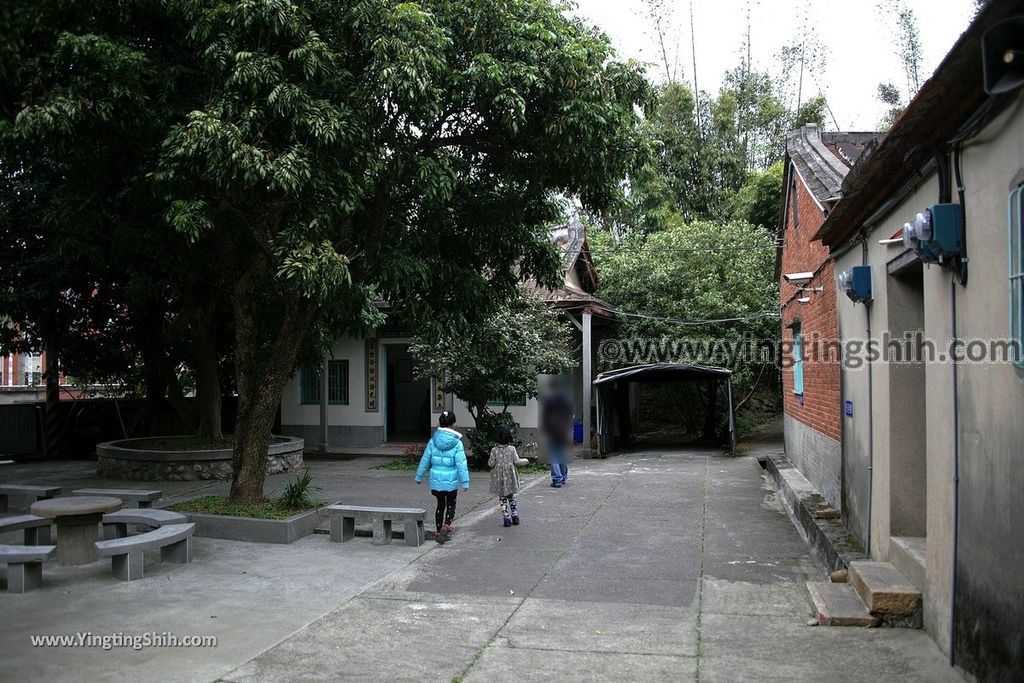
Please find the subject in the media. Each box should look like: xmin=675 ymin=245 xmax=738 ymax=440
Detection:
xmin=415 ymin=410 xmax=470 ymax=543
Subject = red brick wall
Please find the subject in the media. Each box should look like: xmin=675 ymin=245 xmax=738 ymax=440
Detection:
xmin=780 ymin=171 xmax=841 ymax=442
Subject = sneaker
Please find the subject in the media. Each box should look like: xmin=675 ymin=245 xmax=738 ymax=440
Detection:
xmin=503 ymin=517 xmax=512 ymax=527
xmin=511 ymin=516 xmax=520 ymax=526
xmin=442 ymin=523 xmax=454 ymax=534
xmin=440 ymin=527 xmax=452 ymax=542
xmin=431 ymin=530 xmax=445 ymax=544
xmin=551 ymin=482 xmax=562 ymax=488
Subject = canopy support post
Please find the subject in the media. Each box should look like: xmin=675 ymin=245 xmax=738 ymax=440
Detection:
xmin=582 ymin=310 xmax=593 ymax=458
xmin=726 ymin=377 xmax=736 ymax=453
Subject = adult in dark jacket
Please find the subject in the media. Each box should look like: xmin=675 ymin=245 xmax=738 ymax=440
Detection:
xmin=541 ymin=387 xmax=573 ymax=487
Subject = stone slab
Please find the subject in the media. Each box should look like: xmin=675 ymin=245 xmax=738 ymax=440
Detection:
xmin=702 ymin=578 xmax=815 ymax=618
xmin=848 ymin=561 xmax=921 ymax=615
xmin=71 ymin=488 xmax=162 ymax=504
xmin=404 ymin=548 xmax=558 ymax=598
xmin=806 ymin=581 xmax=879 ymax=626
xmin=0 ymin=484 xmax=61 ymax=496
xmin=0 ymin=534 xmax=422 ymax=682
xmin=699 ymin=613 xmax=962 ymax=682
xmin=222 ymin=595 xmax=517 ymax=683
xmin=31 ymin=496 xmax=122 ymax=517
xmin=500 ymin=597 xmax=698 ymax=656
xmin=889 ymin=536 xmax=927 ymax=591
xmin=530 ymin=572 xmax=699 ymax=608
xmin=462 ymin=644 xmax=697 ymax=682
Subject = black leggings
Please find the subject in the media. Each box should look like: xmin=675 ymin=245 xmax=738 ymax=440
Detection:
xmin=431 ymin=489 xmax=458 ymax=531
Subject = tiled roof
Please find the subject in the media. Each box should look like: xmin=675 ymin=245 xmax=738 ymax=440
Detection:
xmin=786 ymin=125 xmax=882 ymax=205
xmin=549 ymin=219 xmax=586 ymax=272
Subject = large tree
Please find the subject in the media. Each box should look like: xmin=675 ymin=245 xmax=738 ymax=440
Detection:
xmin=591 ymin=218 xmax=778 ymax=389
xmin=2 ymin=0 xmax=648 ymax=502
xmin=604 ymin=73 xmax=825 ymax=236
xmin=410 ymin=287 xmax=575 ymax=424
xmin=0 ymin=0 xmax=234 ymax=437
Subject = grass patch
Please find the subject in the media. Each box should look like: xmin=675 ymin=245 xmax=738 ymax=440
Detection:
xmin=375 ymin=458 xmax=419 ymax=471
xmin=168 ymin=495 xmax=312 ymax=519
xmin=517 ymin=461 xmax=549 ymax=474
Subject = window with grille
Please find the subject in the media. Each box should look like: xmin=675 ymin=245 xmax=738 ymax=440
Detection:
xmin=300 ymin=360 xmax=349 ymax=405
xmin=1010 ymin=185 xmax=1024 ymax=367
xmin=487 ymin=395 xmax=528 ymax=407
xmin=792 ymin=323 xmax=804 ymax=395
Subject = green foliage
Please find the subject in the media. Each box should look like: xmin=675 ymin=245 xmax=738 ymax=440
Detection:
xmin=876 ymin=0 xmax=923 ymax=130
xmin=516 ymin=461 xmax=550 ymax=474
xmin=877 ymin=82 xmax=905 ymax=131
xmin=410 ymin=287 xmax=576 ymax=422
xmin=466 ymin=410 xmax=523 ymax=469
xmin=592 ymin=219 xmax=778 ymax=394
xmin=793 ymin=95 xmax=828 ymax=130
xmin=607 ymin=69 xmax=826 ymax=235
xmin=376 ymin=458 xmax=419 ymax=471
xmin=2 ymin=0 xmax=649 ymax=501
xmin=728 ymin=162 xmax=785 ymax=231
xmin=168 ymin=495 xmax=310 ymax=519
xmin=278 ymin=467 xmax=324 ymax=509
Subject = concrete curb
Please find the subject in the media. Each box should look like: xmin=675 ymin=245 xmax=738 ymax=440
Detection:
xmin=764 ymin=454 xmax=867 ymax=572
xmin=181 ymin=508 xmax=320 ymax=544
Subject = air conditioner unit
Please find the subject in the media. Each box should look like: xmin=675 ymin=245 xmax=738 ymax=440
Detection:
xmin=838 ymin=265 xmax=872 ymax=304
xmin=902 ymin=203 xmax=964 ymax=264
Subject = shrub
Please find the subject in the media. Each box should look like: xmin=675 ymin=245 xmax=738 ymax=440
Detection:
xmin=278 ymin=467 xmax=324 ymax=509
xmin=467 ymin=410 xmax=523 ymax=469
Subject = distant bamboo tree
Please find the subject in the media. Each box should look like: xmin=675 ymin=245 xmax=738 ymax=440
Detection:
xmin=876 ymin=0 xmax=925 ymax=128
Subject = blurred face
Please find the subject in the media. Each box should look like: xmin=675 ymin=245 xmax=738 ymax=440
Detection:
xmin=541 ymin=373 xmax=571 ymax=396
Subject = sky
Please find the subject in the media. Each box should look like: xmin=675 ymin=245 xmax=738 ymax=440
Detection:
xmin=570 ymin=0 xmax=978 ymax=131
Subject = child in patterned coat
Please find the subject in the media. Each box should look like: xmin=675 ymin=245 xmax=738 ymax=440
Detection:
xmin=488 ymin=424 xmax=529 ymax=527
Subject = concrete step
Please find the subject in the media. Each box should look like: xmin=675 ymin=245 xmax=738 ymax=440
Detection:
xmin=889 ymin=536 xmax=927 ymax=591
xmin=806 ymin=581 xmax=880 ymax=627
xmin=849 ymin=561 xmax=922 ymax=617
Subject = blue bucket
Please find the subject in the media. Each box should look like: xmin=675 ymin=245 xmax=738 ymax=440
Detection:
xmin=573 ymin=420 xmax=584 ymax=444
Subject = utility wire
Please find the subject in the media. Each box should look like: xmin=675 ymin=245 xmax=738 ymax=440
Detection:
xmin=589 ymin=244 xmax=779 ymax=255
xmin=605 ymin=307 xmax=780 ymax=326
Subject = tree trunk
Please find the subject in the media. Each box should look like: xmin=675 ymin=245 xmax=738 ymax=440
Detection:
xmin=43 ymin=343 xmax=62 ymax=458
xmin=229 ymin=257 xmax=315 ymax=504
xmin=139 ymin=305 xmax=197 ymax=435
xmin=162 ymin=359 xmax=198 ymax=433
xmin=194 ymin=321 xmax=222 ymax=440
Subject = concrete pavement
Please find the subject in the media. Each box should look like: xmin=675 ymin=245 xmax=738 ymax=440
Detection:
xmin=221 ymin=446 xmax=961 ymax=682
xmin=0 ymin=444 xmax=962 ymax=681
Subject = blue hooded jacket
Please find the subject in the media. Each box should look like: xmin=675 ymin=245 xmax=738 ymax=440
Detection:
xmin=415 ymin=428 xmax=470 ymax=492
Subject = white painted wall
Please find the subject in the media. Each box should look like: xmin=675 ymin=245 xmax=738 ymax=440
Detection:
xmin=835 ymin=92 xmax=1024 ymax=657
xmin=280 ymin=336 xmax=384 ymax=428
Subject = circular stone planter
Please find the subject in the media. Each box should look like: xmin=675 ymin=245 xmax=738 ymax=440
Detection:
xmin=95 ymin=436 xmax=304 ymax=482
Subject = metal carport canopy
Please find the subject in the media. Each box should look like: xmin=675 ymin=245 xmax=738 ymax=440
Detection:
xmin=593 ymin=363 xmax=735 ymax=454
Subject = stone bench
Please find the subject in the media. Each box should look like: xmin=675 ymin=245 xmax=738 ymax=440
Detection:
xmin=0 ymin=514 xmax=53 ymax=545
xmin=72 ymin=488 xmax=162 ymax=508
xmin=0 ymin=544 xmax=56 ymax=593
xmin=95 ymin=523 xmax=195 ymax=582
xmin=0 ymin=485 xmax=61 ymax=513
xmin=101 ymin=508 xmax=189 ymax=540
xmin=325 ymin=505 xmax=426 ymax=547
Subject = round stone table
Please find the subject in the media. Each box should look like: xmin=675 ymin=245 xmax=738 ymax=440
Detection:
xmin=31 ymin=496 xmax=124 ymax=566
